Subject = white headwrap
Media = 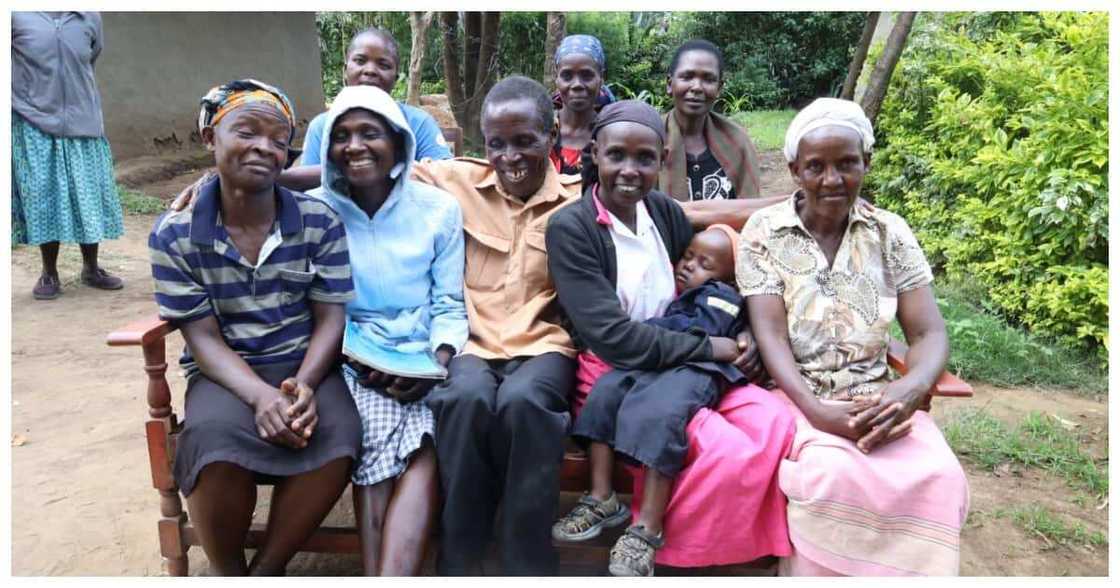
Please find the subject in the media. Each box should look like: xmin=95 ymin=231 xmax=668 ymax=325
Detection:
xmin=783 ymin=97 xmax=875 ymax=162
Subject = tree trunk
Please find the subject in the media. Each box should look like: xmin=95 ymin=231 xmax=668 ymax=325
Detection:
xmin=440 ymin=12 xmax=467 ymax=131
xmin=543 ymin=12 xmax=567 ymax=90
xmin=860 ymin=12 xmax=916 ymax=126
xmin=463 ymin=12 xmax=482 ymax=105
xmin=440 ymin=11 xmax=502 ymax=147
xmin=406 ymin=12 xmax=434 ymax=106
xmin=841 ymin=12 xmax=880 ymax=100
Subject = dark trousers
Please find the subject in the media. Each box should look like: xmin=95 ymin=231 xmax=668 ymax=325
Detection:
xmin=573 ymin=366 xmax=720 ymax=478
xmin=426 ymin=352 xmax=574 ymax=575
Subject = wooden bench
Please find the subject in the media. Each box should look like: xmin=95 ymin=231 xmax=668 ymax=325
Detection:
xmin=439 ymin=126 xmax=463 ymax=158
xmin=106 ymin=315 xmax=971 ymax=575
xmin=116 ymin=126 xmax=973 ymax=574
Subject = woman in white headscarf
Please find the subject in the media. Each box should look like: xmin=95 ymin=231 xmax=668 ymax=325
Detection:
xmin=739 ymin=98 xmax=969 ymax=576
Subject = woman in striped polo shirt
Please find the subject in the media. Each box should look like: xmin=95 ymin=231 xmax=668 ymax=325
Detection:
xmin=148 ymin=80 xmax=362 ymax=576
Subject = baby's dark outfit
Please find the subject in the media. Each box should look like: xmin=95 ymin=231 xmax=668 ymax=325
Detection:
xmin=572 ymin=280 xmax=746 ymax=477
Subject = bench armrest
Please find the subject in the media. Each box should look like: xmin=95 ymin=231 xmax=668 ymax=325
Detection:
xmin=106 ymin=316 xmax=178 ymax=347
xmin=886 ymin=338 xmax=973 ymax=398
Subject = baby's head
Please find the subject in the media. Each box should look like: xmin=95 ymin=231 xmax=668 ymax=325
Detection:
xmin=674 ymin=224 xmax=739 ymax=292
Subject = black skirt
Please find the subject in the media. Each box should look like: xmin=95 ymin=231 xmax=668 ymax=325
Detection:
xmin=173 ymin=361 xmax=362 ymax=496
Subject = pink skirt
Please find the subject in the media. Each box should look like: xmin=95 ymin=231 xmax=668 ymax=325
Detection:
xmin=573 ymin=352 xmax=795 ymax=567
xmin=772 ymin=390 xmax=970 ymax=576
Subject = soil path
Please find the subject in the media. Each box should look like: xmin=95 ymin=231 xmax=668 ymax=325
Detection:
xmin=9 ymin=160 xmax=1107 ymax=576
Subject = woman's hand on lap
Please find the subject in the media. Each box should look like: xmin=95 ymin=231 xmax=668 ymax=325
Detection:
xmin=732 ymin=329 xmax=768 ymax=384
xmin=806 ymin=398 xmax=880 ymax=443
xmin=252 ymin=388 xmax=307 ymax=449
xmin=388 ymin=378 xmax=438 ymax=404
xmin=849 ymin=379 xmax=925 ymax=452
xmin=348 ymin=359 xmax=396 ymax=389
xmin=710 ymin=336 xmax=740 ymax=362
xmin=281 ymin=377 xmax=318 ymax=440
xmin=385 ymin=346 xmax=452 ymax=404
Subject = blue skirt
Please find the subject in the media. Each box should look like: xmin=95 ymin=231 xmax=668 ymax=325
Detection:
xmin=11 ymin=114 xmax=124 ymax=246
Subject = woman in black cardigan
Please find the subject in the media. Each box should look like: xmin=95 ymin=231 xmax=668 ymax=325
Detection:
xmin=545 ymin=100 xmax=796 ymax=573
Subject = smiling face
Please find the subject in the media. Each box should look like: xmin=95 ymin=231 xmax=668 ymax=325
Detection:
xmin=344 ymin=32 xmax=399 ymax=93
xmin=675 ymin=228 xmax=735 ymax=291
xmin=591 ymin=121 xmax=666 ymax=211
xmin=202 ymin=102 xmax=291 ymax=193
xmin=789 ymin=125 xmax=869 ymax=217
xmin=481 ymin=98 xmax=556 ymax=199
xmin=555 ymin=53 xmax=603 ymax=114
xmin=328 ymin=108 xmax=399 ymax=192
xmin=667 ymin=49 xmax=723 ymax=120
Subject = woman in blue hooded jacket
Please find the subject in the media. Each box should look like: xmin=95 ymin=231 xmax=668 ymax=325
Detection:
xmin=308 ymin=84 xmax=467 ymax=576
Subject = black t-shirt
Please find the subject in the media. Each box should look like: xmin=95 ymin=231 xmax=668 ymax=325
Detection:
xmin=686 ymin=149 xmax=736 ymax=201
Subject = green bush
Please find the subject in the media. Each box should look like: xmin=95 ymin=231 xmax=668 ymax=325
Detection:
xmin=679 ymin=12 xmax=865 ymax=109
xmin=868 ymin=12 xmax=1108 ymax=360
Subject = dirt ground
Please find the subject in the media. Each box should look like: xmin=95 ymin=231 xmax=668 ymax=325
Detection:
xmin=8 ymin=158 xmax=1108 ymax=576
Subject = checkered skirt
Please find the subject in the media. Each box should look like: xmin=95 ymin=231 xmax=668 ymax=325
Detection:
xmin=342 ymin=364 xmax=435 ymax=486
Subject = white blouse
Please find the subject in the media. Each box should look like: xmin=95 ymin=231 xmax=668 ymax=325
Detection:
xmin=602 ymin=200 xmax=677 ymax=322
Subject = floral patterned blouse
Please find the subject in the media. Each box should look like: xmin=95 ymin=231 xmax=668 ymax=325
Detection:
xmin=737 ymin=192 xmax=934 ymax=399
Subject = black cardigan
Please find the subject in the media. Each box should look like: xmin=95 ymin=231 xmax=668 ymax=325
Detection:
xmin=545 ymin=188 xmax=714 ymax=370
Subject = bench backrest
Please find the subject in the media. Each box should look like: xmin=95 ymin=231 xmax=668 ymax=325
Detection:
xmin=440 ymin=126 xmax=463 ymax=157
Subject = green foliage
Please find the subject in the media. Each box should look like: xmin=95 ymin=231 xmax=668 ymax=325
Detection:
xmin=316 ymin=12 xmax=866 ymax=114
xmin=498 ymin=12 xmax=549 ymax=82
xmin=942 ymin=408 xmax=1107 ymax=496
xmin=732 ymin=109 xmax=796 ymax=152
xmin=889 ymin=280 xmax=1107 ymax=394
xmin=568 ymin=12 xmax=680 ymax=111
xmin=315 ymin=12 xmax=431 ymax=103
xmin=868 ymin=12 xmax=1108 ymax=359
xmin=118 ymin=186 xmax=164 ymax=215
xmin=679 ymin=12 xmax=865 ymax=108
xmin=994 ymin=506 xmax=1108 ymax=550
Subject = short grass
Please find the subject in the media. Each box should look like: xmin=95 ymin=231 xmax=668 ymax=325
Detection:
xmin=118 ymin=185 xmax=164 ymax=215
xmin=890 ymin=279 xmax=1107 ymax=396
xmin=993 ymin=505 xmax=1107 ymax=550
xmin=732 ymin=109 xmax=796 ymax=151
xmin=942 ymin=408 xmax=1107 ymax=496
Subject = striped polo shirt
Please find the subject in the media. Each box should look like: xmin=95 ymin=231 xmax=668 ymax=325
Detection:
xmin=149 ymin=177 xmax=354 ymax=377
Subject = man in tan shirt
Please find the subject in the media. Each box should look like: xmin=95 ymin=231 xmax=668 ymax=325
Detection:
xmin=415 ymin=76 xmax=580 ymax=575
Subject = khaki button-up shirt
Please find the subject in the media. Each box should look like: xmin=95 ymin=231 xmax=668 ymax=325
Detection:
xmin=413 ymin=157 xmax=580 ymax=360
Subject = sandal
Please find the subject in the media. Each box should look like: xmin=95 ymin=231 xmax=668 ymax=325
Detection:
xmin=80 ymin=267 xmax=124 ymax=290
xmin=32 ymin=274 xmax=61 ymax=300
xmin=552 ymin=492 xmax=631 ymax=542
xmin=608 ymin=524 xmax=664 ymax=577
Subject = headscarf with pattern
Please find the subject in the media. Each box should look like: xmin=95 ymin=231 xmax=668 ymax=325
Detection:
xmin=198 ymin=79 xmax=301 ymax=165
xmin=554 ymin=34 xmax=606 ymax=71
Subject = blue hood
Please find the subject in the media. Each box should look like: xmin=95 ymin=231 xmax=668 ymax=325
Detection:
xmin=312 ymin=85 xmax=417 ymax=212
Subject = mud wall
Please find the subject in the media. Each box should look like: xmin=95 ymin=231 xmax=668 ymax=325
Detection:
xmin=98 ymin=12 xmax=325 ymax=161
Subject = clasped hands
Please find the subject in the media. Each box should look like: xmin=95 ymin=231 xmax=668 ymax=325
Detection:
xmin=253 ymin=377 xmax=318 ymax=450
xmin=809 ymin=378 xmax=925 ymax=453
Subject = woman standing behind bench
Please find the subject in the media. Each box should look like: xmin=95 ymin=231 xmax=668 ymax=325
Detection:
xmin=148 ymin=80 xmax=361 ymax=576
xmin=308 ymin=84 xmax=466 ymax=576
xmin=661 ymin=40 xmax=789 ymax=229
xmin=277 ymin=26 xmax=453 ymax=191
xmin=550 ymin=34 xmax=613 ymax=176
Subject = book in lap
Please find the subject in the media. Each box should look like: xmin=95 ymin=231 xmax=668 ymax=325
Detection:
xmin=342 ymin=320 xmax=448 ymax=380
